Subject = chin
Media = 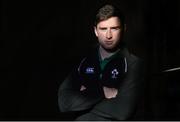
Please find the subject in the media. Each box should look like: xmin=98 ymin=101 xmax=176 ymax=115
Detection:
xmin=103 ymin=46 xmax=119 ymax=52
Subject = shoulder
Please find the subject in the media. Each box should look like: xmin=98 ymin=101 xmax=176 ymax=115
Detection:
xmin=119 ymin=48 xmax=144 ymax=71
xmin=128 ymin=53 xmax=142 ymax=66
xmin=122 ymin=48 xmax=143 ymax=64
xmin=77 ymin=47 xmax=99 ymax=70
xmin=79 ymin=46 xmax=99 ymax=62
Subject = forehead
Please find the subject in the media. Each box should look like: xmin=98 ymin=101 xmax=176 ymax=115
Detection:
xmin=97 ymin=17 xmax=121 ymax=27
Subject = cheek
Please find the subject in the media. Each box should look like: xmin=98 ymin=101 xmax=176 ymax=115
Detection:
xmin=97 ymin=32 xmax=106 ymax=38
xmin=115 ymin=32 xmax=122 ymax=39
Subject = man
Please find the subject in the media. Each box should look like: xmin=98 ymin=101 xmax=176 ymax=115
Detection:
xmin=58 ymin=3 xmax=145 ymax=120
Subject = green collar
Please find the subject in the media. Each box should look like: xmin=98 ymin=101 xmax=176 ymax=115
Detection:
xmin=98 ymin=49 xmax=121 ymax=71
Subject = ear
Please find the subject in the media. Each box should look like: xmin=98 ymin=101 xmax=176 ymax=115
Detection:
xmin=94 ymin=26 xmax=98 ymax=37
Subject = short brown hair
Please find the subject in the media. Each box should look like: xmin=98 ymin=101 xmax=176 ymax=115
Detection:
xmin=94 ymin=4 xmax=125 ymax=27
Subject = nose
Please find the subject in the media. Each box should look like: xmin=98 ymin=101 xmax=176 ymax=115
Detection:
xmin=106 ymin=29 xmax=112 ymax=39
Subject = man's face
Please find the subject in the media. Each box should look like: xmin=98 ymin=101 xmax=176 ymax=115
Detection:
xmin=94 ymin=17 xmax=124 ymax=51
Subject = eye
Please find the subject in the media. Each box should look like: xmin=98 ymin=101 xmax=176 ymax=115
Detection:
xmin=99 ymin=27 xmax=107 ymax=31
xmin=111 ymin=27 xmax=120 ymax=31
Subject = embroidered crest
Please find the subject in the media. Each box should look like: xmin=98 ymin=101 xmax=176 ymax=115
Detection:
xmin=111 ymin=69 xmax=119 ymax=79
xmin=85 ymin=67 xmax=95 ymax=74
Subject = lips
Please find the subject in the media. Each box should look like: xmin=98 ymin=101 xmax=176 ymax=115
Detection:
xmin=105 ymin=41 xmax=113 ymax=45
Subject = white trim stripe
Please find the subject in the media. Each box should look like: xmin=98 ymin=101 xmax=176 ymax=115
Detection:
xmin=124 ymin=57 xmax=127 ymax=73
xmin=78 ymin=58 xmax=86 ymax=74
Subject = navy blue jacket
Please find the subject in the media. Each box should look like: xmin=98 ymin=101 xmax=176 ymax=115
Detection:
xmin=58 ymin=47 xmax=145 ymax=120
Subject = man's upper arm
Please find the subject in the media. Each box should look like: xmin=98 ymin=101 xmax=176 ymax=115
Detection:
xmin=58 ymin=69 xmax=102 ymax=112
xmin=90 ymin=58 xmax=145 ymax=120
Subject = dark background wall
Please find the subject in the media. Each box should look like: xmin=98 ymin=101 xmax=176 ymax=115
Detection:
xmin=1 ymin=0 xmax=180 ymax=120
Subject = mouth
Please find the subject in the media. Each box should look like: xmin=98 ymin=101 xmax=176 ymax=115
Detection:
xmin=105 ymin=41 xmax=113 ymax=45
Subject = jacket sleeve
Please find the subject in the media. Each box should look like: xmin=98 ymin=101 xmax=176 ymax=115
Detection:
xmin=58 ymin=67 xmax=103 ymax=112
xmin=89 ymin=58 xmax=145 ymax=120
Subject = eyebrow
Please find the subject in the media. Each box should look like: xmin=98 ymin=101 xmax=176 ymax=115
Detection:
xmin=98 ymin=26 xmax=121 ymax=30
xmin=99 ymin=27 xmax=107 ymax=29
xmin=110 ymin=26 xmax=121 ymax=29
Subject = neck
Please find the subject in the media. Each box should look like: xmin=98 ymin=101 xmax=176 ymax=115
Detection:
xmin=99 ymin=46 xmax=120 ymax=60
